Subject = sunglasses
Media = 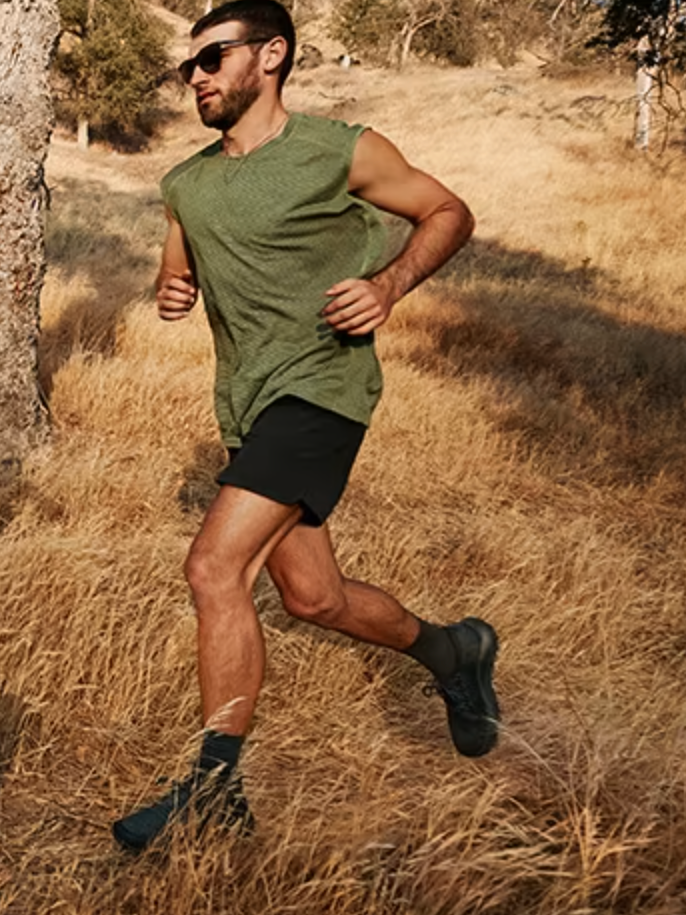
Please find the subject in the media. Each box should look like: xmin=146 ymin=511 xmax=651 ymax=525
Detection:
xmin=178 ymin=38 xmax=271 ymax=84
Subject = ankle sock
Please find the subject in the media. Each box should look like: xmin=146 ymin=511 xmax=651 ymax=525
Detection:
xmin=403 ymin=617 xmax=458 ymax=682
xmin=198 ymin=731 xmax=244 ymax=774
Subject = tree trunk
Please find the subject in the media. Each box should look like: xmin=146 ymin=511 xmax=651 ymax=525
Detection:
xmin=77 ymin=115 xmax=90 ymax=151
xmin=398 ymin=8 xmax=442 ymax=69
xmin=77 ymin=0 xmax=96 ymax=150
xmin=399 ymin=23 xmax=416 ymax=69
xmin=0 ymin=0 xmax=60 ymax=470
xmin=635 ymin=36 xmax=656 ymax=151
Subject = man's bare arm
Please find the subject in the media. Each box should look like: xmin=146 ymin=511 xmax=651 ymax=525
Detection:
xmin=322 ymin=130 xmax=474 ymax=336
xmin=156 ymin=208 xmax=198 ymax=322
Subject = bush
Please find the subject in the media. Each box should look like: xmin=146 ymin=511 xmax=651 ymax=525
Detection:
xmin=158 ymin=0 xmax=206 ymax=22
xmin=331 ymin=0 xmax=478 ymax=68
xmin=54 ymin=0 xmax=172 ymax=145
xmin=330 ymin=0 xmax=402 ymax=65
xmin=413 ymin=0 xmax=479 ymax=66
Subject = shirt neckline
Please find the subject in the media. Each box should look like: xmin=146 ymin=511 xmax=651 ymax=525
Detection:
xmin=221 ymin=112 xmax=298 ymax=162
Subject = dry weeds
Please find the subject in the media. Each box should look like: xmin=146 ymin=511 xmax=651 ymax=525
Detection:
xmin=1 ymin=57 xmax=686 ymax=915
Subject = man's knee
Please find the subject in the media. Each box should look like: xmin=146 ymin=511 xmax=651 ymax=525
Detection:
xmin=184 ymin=543 xmax=249 ymax=605
xmin=280 ymin=580 xmax=348 ymax=626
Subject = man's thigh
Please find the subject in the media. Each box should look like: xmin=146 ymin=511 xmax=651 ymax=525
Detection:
xmin=266 ymin=522 xmax=345 ymax=606
xmin=189 ymin=484 xmax=303 ymax=589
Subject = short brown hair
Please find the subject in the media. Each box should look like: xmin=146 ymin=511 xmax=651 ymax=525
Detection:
xmin=191 ymin=0 xmax=296 ymax=89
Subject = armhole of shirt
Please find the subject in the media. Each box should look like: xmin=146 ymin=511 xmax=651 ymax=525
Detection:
xmin=345 ymin=123 xmax=370 ymax=194
xmin=160 ymin=142 xmax=219 ymax=222
xmin=160 ymin=173 xmax=180 ymax=223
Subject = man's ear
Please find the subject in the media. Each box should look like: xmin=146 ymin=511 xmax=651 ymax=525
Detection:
xmin=262 ymin=36 xmax=288 ymax=76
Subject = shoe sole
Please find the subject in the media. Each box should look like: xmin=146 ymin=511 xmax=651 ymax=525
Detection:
xmin=113 ymin=820 xmax=149 ymax=853
xmin=462 ymin=615 xmax=499 ymax=715
xmin=113 ymin=807 xmax=254 ymax=853
xmin=446 ymin=616 xmax=500 ymax=757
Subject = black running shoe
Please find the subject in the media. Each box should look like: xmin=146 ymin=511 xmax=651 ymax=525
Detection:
xmin=425 ymin=617 xmax=500 ymax=758
xmin=112 ymin=769 xmax=253 ymax=852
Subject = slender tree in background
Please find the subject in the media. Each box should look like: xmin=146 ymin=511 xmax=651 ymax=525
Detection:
xmin=595 ymin=0 xmax=685 ymax=148
xmin=331 ymin=0 xmax=479 ymax=67
xmin=54 ymin=0 xmax=171 ymax=149
xmin=0 ymin=0 xmax=60 ymax=473
xmin=400 ymin=0 xmax=478 ymax=67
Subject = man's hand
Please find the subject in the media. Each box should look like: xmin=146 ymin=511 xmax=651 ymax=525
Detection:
xmin=322 ymin=276 xmax=393 ymax=336
xmin=157 ymin=270 xmax=198 ymax=321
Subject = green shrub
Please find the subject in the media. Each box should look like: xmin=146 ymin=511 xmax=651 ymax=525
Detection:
xmin=54 ymin=0 xmax=172 ymax=146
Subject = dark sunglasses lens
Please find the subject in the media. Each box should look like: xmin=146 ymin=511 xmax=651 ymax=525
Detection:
xmin=179 ymin=43 xmax=223 ymax=84
xmin=198 ymin=43 xmax=223 ymax=74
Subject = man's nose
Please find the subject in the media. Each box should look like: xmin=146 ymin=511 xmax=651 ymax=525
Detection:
xmin=189 ymin=65 xmax=208 ymax=88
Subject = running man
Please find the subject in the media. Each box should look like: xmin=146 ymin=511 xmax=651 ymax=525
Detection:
xmin=113 ymin=0 xmax=499 ymax=852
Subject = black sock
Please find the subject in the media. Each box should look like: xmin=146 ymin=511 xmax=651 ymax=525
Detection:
xmin=198 ymin=731 xmax=244 ymax=775
xmin=403 ymin=617 xmax=458 ymax=682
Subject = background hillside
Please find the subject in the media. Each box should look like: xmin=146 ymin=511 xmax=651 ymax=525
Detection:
xmin=2 ymin=42 xmax=686 ymax=915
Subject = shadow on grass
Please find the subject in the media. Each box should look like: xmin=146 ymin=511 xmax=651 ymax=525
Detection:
xmin=0 ymin=689 xmax=32 ymax=784
xmin=178 ymin=441 xmax=226 ymax=514
xmin=88 ymin=102 xmax=185 ymax=154
xmin=39 ymin=177 xmax=162 ymax=395
xmin=0 ymin=461 xmax=23 ymax=534
xmin=399 ymin=237 xmax=686 ymax=494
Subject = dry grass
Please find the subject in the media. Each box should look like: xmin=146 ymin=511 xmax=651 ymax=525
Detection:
xmin=2 ymin=58 xmax=686 ymax=914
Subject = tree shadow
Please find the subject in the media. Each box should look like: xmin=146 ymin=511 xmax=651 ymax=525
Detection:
xmin=39 ymin=177 xmax=162 ymax=395
xmin=396 ymin=237 xmax=686 ymax=495
xmin=177 ymin=440 xmax=227 ymax=515
xmin=0 ymin=461 xmax=23 ymax=534
xmin=0 ymin=689 xmax=35 ymax=785
xmin=87 ymin=102 xmax=186 ymax=154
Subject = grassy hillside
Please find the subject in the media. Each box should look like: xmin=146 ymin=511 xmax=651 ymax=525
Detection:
xmin=2 ymin=60 xmax=686 ymax=914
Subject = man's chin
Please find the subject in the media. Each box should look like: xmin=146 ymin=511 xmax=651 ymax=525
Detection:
xmin=196 ymin=102 xmax=222 ymax=127
xmin=200 ymin=113 xmax=232 ymax=131
xmin=197 ymin=105 xmax=232 ymax=131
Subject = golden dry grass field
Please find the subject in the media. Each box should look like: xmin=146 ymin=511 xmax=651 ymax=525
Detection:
xmin=2 ymin=53 xmax=686 ymax=915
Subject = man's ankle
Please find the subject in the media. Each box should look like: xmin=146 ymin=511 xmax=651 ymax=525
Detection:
xmin=198 ymin=730 xmax=244 ymax=774
xmin=403 ymin=617 xmax=458 ymax=682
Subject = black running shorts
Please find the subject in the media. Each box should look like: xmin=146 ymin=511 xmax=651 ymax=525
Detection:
xmin=216 ymin=396 xmax=366 ymax=527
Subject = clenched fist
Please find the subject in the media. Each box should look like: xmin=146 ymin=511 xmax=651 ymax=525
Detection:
xmin=157 ymin=270 xmax=198 ymax=321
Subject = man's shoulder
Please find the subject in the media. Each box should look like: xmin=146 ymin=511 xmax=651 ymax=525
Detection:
xmin=160 ymin=140 xmax=222 ymax=201
xmin=290 ymin=111 xmax=367 ymax=149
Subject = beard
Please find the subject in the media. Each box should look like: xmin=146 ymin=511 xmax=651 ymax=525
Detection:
xmin=197 ymin=61 xmax=261 ymax=131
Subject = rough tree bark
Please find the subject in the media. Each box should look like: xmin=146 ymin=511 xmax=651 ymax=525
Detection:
xmin=0 ymin=0 xmax=60 ymax=472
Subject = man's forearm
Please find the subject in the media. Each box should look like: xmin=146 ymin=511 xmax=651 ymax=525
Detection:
xmin=374 ymin=199 xmax=474 ymax=305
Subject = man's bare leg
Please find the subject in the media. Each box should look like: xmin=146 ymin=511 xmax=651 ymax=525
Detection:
xmin=185 ymin=484 xmax=303 ymax=734
xmin=268 ymin=522 xmax=500 ymax=759
xmin=112 ymin=485 xmax=302 ymax=851
xmin=267 ymin=522 xmax=421 ymax=649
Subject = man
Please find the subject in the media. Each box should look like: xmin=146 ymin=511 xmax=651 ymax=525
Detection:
xmin=113 ymin=0 xmax=499 ymax=853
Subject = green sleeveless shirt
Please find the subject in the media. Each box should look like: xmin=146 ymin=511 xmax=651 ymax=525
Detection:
xmin=161 ymin=112 xmax=387 ymax=447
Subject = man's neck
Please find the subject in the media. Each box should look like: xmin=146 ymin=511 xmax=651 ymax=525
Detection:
xmin=221 ymin=97 xmax=288 ymax=157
